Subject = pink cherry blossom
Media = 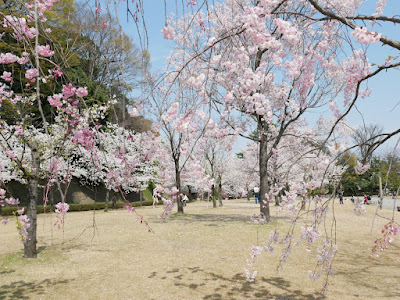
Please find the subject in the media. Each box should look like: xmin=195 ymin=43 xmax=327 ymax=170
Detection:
xmin=51 ymin=67 xmax=63 ymax=78
xmin=5 ymin=150 xmax=16 ymax=160
xmin=187 ymin=74 xmax=205 ymax=88
xmin=55 ymin=202 xmax=69 ymax=216
xmin=0 ymin=52 xmax=19 ymax=64
xmin=5 ymin=197 xmax=19 ymax=205
xmin=48 ymin=94 xmax=63 ymax=108
xmin=96 ymin=5 xmax=102 ymax=16
xmin=351 ymin=27 xmax=381 ymax=44
xmin=38 ymin=45 xmax=55 ymax=57
xmin=162 ymin=102 xmax=179 ymax=122
xmin=128 ymin=107 xmax=140 ymax=117
xmin=301 ymin=225 xmax=321 ymax=243
xmin=162 ymin=26 xmax=175 ymax=40
xmin=62 ymin=83 xmax=76 ymax=99
xmin=76 ymin=87 xmax=88 ymax=98
xmin=25 ymin=27 xmax=37 ymax=39
xmin=354 ymin=161 xmax=371 ymax=174
xmin=1 ymin=71 xmax=12 ymax=82
xmin=49 ymin=157 xmax=63 ymax=174
xmin=373 ymin=0 xmax=388 ymax=18
xmin=25 ymin=68 xmax=38 ymax=80
xmin=273 ymin=18 xmax=301 ymax=45
xmin=17 ymin=57 xmax=28 ymax=64
xmin=15 ymin=125 xmax=24 ymax=135
xmin=124 ymin=202 xmax=136 ymax=213
xmin=1 ymin=219 xmax=10 ymax=225
xmin=18 ymin=214 xmax=30 ymax=242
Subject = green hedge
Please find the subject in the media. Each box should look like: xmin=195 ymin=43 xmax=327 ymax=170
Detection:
xmin=0 ymin=200 xmax=154 ymax=216
xmin=142 ymin=187 xmax=153 ymax=202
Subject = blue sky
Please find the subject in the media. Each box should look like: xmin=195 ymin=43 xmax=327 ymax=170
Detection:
xmin=114 ymin=0 xmax=400 ymax=155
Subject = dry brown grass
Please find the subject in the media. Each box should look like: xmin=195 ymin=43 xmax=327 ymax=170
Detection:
xmin=0 ymin=199 xmax=399 ymax=300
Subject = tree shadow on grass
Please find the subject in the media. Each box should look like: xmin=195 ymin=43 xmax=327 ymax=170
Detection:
xmin=0 ymin=269 xmax=15 ymax=275
xmin=0 ymin=278 xmax=74 ymax=299
xmin=160 ymin=213 xmax=286 ymax=225
xmin=158 ymin=266 xmax=322 ymax=300
xmin=335 ymin=249 xmax=400 ymax=299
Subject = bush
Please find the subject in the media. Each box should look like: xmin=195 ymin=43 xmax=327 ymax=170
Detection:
xmin=142 ymin=188 xmax=153 ymax=202
xmin=0 ymin=200 xmax=154 ymax=216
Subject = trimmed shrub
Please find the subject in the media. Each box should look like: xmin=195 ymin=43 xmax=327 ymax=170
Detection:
xmin=0 ymin=200 xmax=154 ymax=216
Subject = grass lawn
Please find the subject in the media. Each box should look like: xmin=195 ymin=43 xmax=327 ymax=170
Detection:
xmin=0 ymin=198 xmax=399 ymax=299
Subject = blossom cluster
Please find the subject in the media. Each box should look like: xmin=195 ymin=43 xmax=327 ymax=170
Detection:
xmin=371 ymin=221 xmax=399 ymax=257
xmin=351 ymin=27 xmax=381 ymax=44
xmin=354 ymin=161 xmax=371 ymax=175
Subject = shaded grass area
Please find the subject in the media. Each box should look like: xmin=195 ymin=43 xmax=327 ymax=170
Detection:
xmin=0 ymin=199 xmax=399 ymax=299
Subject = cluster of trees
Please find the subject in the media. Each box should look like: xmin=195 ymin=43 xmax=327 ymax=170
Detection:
xmin=151 ymin=0 xmax=400 ymax=287
xmin=340 ymin=151 xmax=400 ymax=197
xmin=0 ymin=0 xmax=150 ymax=128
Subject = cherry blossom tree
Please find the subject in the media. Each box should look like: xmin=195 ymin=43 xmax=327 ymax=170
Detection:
xmin=155 ymin=1 xmax=400 ymax=292
xmin=140 ymin=84 xmax=210 ymax=213
xmin=201 ymin=129 xmax=237 ymax=207
xmin=0 ymin=0 xmax=156 ymax=258
xmin=69 ymin=123 xmax=161 ymax=208
xmin=162 ymin=0 xmax=357 ymax=221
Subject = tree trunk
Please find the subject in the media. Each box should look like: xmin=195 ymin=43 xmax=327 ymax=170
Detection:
xmin=379 ymin=171 xmax=383 ymax=209
xmin=24 ymin=177 xmax=38 ymax=258
xmin=112 ymin=192 xmax=117 ymax=209
xmin=275 ymin=194 xmax=280 ymax=206
xmin=175 ymin=160 xmax=184 ymax=213
xmin=218 ymin=181 xmax=223 ymax=206
xmin=105 ymin=189 xmax=109 ymax=212
xmin=211 ymin=184 xmax=217 ymax=208
xmin=300 ymin=196 xmax=306 ymax=210
xmin=259 ymin=122 xmax=270 ymax=221
xmin=24 ymin=145 xmax=40 ymax=258
xmin=140 ymin=190 xmax=143 ymax=206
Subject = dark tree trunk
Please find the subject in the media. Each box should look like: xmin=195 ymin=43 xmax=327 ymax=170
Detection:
xmin=50 ymin=184 xmax=55 ymax=212
xmin=175 ymin=160 xmax=184 ymax=213
xmin=218 ymin=181 xmax=223 ymax=206
xmin=112 ymin=192 xmax=117 ymax=209
xmin=105 ymin=189 xmax=109 ymax=212
xmin=275 ymin=194 xmax=280 ymax=206
xmin=24 ymin=145 xmax=40 ymax=258
xmin=211 ymin=184 xmax=217 ymax=208
xmin=259 ymin=122 xmax=270 ymax=221
xmin=24 ymin=177 xmax=38 ymax=258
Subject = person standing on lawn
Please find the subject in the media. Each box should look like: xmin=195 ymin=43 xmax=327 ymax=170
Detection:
xmin=338 ymin=189 xmax=344 ymax=204
xmin=253 ymin=186 xmax=260 ymax=204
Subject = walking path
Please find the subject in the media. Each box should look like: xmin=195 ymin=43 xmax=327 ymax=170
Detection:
xmin=370 ymin=196 xmax=400 ymax=211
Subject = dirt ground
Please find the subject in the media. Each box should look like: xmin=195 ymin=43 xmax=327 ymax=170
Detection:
xmin=0 ymin=198 xmax=399 ymax=300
